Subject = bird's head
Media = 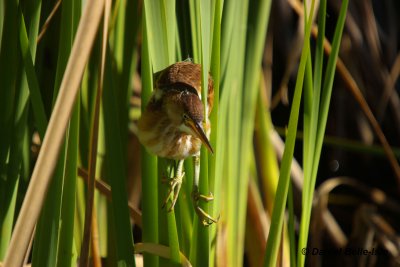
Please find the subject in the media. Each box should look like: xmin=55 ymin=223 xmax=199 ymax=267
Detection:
xmin=164 ymin=89 xmax=214 ymax=154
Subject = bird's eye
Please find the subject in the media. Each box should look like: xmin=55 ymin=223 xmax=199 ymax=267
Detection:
xmin=183 ymin=114 xmax=189 ymax=120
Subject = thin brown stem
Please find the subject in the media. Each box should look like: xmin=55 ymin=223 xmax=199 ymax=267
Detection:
xmin=78 ymin=167 xmax=143 ymax=227
xmin=79 ymin=0 xmax=109 ymax=264
xmin=37 ymin=0 xmax=62 ymax=44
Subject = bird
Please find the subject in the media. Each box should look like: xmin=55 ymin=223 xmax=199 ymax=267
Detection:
xmin=137 ymin=61 xmax=217 ymax=225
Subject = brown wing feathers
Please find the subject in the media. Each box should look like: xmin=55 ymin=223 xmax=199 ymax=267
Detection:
xmin=154 ymin=62 xmax=214 ymax=114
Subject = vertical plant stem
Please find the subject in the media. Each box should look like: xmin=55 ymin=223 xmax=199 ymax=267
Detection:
xmin=263 ymin=1 xmax=315 ymax=265
xmin=79 ymin=0 xmax=108 ymax=264
xmin=141 ymin=12 xmax=159 ymax=267
xmin=57 ymin=98 xmax=79 ymax=267
xmin=0 ymin=0 xmax=18 ymax=258
xmin=297 ymin=1 xmax=348 ymax=266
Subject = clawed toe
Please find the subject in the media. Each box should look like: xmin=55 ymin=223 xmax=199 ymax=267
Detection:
xmin=195 ymin=205 xmax=219 ymax=226
xmin=191 ymin=189 xmax=219 ymax=226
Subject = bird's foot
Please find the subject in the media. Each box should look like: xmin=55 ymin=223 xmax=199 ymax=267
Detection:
xmin=191 ymin=187 xmax=219 ymax=226
xmin=162 ymin=171 xmax=185 ymax=212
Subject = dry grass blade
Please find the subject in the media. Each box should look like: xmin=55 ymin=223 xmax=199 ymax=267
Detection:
xmin=271 ymin=0 xmax=320 ymax=108
xmin=245 ymin=178 xmax=271 ymax=267
xmin=378 ymin=53 xmax=400 ymax=121
xmin=0 ymin=263 xmax=31 ymax=267
xmin=334 ymin=57 xmax=400 ymax=187
xmin=289 ymin=0 xmax=400 ymax=191
xmin=3 ymin=0 xmax=105 ymax=265
xmin=361 ymin=0 xmax=381 ymax=63
xmin=312 ymin=176 xmax=400 ymax=251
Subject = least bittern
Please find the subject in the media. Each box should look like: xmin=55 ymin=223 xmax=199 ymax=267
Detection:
xmin=137 ymin=61 xmax=217 ymax=225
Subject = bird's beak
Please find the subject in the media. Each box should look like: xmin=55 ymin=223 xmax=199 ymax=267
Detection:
xmin=186 ymin=119 xmax=214 ymax=154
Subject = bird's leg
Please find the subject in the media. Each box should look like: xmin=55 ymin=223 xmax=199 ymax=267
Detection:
xmin=162 ymin=159 xmax=185 ymax=211
xmin=191 ymin=155 xmax=219 ymax=226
